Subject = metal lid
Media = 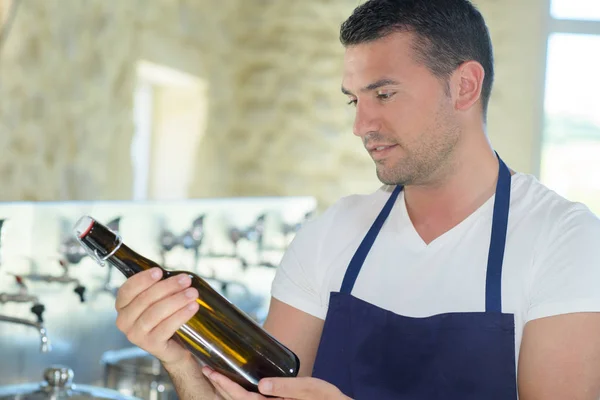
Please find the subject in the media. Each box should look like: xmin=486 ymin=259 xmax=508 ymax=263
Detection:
xmin=0 ymin=365 xmax=140 ymax=400
xmin=44 ymin=366 xmax=74 ymax=388
xmin=101 ymin=347 xmax=169 ymax=378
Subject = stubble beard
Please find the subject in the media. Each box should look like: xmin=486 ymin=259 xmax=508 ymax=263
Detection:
xmin=375 ymin=108 xmax=460 ymax=187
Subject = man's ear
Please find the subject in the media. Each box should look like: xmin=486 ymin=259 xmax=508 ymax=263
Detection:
xmin=452 ymin=60 xmax=485 ymax=112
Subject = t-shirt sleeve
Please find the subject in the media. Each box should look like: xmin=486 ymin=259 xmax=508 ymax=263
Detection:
xmin=270 ymin=216 xmax=330 ymax=320
xmin=526 ymin=206 xmax=600 ymax=322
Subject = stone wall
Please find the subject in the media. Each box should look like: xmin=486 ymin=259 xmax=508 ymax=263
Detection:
xmin=0 ymin=0 xmax=241 ymax=201
xmin=0 ymin=0 xmax=549 ymax=208
xmin=223 ymin=1 xmax=372 ymax=203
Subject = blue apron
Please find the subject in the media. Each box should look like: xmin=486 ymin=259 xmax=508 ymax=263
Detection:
xmin=312 ymin=156 xmax=517 ymax=399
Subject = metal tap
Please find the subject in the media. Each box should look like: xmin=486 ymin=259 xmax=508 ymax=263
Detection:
xmin=0 ymin=292 xmax=38 ymax=304
xmin=0 ymin=314 xmax=51 ymax=352
xmin=0 ymin=275 xmax=46 ymax=322
xmin=18 ymin=273 xmax=86 ymax=303
xmin=158 ymin=214 xmax=205 ymax=269
xmin=228 ymin=213 xmax=267 ymax=256
xmin=158 ymin=226 xmax=178 ymax=267
xmin=181 ymin=214 xmax=206 ymax=270
xmin=21 ymin=273 xmax=77 ymax=284
xmin=17 ymin=260 xmax=86 ymax=302
xmin=181 ymin=215 xmax=206 ymax=250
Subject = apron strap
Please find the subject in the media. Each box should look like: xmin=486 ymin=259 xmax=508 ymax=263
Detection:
xmin=339 ymin=155 xmax=512 ymax=314
xmin=339 ymin=185 xmax=403 ymax=294
xmin=485 ymin=156 xmax=512 ymax=313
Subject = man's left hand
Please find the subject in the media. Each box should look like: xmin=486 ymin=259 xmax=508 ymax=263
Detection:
xmin=202 ymin=367 xmax=352 ymax=400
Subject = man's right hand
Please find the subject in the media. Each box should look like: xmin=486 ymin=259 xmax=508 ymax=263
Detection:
xmin=114 ymin=267 xmax=200 ymax=366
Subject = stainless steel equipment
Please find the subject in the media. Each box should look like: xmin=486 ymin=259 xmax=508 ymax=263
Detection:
xmin=16 ymin=267 xmax=87 ymax=303
xmin=101 ymin=347 xmax=177 ymax=400
xmin=158 ymin=214 xmax=205 ymax=270
xmin=227 ymin=213 xmax=266 ymax=257
xmin=0 ymin=314 xmax=51 ymax=353
xmin=0 ymin=366 xmax=140 ymax=399
xmin=0 ymin=197 xmax=315 ymax=388
xmin=0 ymin=275 xmax=46 ymax=322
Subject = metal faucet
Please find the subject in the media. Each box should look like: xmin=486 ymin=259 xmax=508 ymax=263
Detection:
xmin=158 ymin=214 xmax=205 ymax=269
xmin=0 ymin=292 xmax=38 ymax=303
xmin=1 ymin=275 xmax=46 ymax=322
xmin=228 ymin=213 xmax=267 ymax=256
xmin=0 ymin=314 xmax=51 ymax=352
xmin=18 ymin=273 xmax=86 ymax=303
xmin=17 ymin=259 xmax=86 ymax=303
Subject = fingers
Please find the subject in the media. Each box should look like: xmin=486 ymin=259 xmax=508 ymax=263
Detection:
xmin=147 ymin=300 xmax=200 ymax=363
xmin=124 ymin=287 xmax=199 ymax=345
xmin=258 ymin=377 xmax=349 ymax=400
xmin=115 ymin=271 xmax=194 ymax=333
xmin=115 ymin=267 xmax=163 ymax=310
xmin=150 ymin=296 xmax=200 ymax=346
xmin=114 ymin=269 xmax=200 ymax=364
xmin=203 ymin=367 xmax=270 ymax=400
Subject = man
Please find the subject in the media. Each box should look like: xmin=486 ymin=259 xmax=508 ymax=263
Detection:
xmin=114 ymin=0 xmax=600 ymax=399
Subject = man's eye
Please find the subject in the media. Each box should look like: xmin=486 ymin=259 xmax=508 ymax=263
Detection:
xmin=347 ymin=99 xmax=357 ymax=106
xmin=377 ymin=92 xmax=394 ymax=100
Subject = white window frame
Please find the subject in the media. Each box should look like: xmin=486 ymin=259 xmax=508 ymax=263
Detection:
xmin=534 ymin=0 xmax=600 ymax=178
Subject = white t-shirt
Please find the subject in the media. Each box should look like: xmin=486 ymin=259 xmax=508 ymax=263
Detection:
xmin=271 ymin=172 xmax=600 ymax=370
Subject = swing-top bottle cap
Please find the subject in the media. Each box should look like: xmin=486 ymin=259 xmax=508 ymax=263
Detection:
xmin=73 ymin=216 xmax=123 ymax=266
xmin=74 ymin=216 xmax=95 ymax=239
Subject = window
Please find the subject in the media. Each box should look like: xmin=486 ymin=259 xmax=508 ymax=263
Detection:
xmin=540 ymin=2 xmax=600 ymax=215
xmin=551 ymin=0 xmax=600 ymax=21
xmin=131 ymin=61 xmax=207 ymax=200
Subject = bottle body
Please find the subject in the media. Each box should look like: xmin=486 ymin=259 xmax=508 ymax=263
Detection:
xmin=74 ymin=216 xmax=299 ymax=392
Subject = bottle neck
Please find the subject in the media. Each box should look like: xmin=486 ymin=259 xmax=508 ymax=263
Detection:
xmin=80 ymin=222 xmax=156 ymax=277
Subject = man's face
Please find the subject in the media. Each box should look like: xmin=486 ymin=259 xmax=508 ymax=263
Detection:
xmin=342 ymin=31 xmax=460 ymax=186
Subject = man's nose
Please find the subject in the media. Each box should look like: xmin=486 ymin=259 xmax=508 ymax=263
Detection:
xmin=353 ymin=102 xmax=381 ymax=138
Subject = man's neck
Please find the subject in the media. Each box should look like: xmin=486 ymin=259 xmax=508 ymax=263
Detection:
xmin=402 ymin=144 xmax=501 ymax=245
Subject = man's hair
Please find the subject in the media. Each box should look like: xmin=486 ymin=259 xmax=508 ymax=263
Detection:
xmin=340 ymin=0 xmax=495 ymax=118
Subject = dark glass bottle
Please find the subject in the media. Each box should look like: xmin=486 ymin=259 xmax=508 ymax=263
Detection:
xmin=74 ymin=216 xmax=299 ymax=393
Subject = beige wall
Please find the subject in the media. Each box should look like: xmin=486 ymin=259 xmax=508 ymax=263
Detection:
xmin=224 ymin=1 xmax=375 ymax=203
xmin=475 ymin=0 xmax=550 ymax=177
xmin=0 ymin=0 xmax=549 ymax=208
xmin=0 ymin=0 xmax=240 ymax=201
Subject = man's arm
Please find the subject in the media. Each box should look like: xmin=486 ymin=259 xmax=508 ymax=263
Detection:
xmin=518 ymin=312 xmax=600 ymax=400
xmin=161 ymin=297 xmax=323 ymax=400
xmin=163 ymin=353 xmax=218 ymax=400
xmin=263 ymin=297 xmax=325 ymax=376
xmin=114 ymin=268 xmax=219 ymax=400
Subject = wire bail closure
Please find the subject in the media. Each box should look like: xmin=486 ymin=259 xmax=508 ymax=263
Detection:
xmin=76 ymin=226 xmax=123 ymax=267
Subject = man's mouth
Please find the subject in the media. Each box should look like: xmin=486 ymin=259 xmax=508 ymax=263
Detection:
xmin=367 ymin=144 xmax=398 ymax=159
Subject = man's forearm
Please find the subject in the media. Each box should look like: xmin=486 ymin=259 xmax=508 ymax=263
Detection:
xmin=163 ymin=353 xmax=217 ymax=400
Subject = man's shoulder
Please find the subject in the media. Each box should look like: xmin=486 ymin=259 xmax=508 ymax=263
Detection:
xmin=311 ymin=185 xmax=394 ymax=228
xmin=291 ymin=185 xmax=394 ymax=249
xmin=511 ymin=172 xmax=599 ymax=240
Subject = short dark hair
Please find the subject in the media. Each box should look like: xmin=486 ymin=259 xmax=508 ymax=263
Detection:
xmin=340 ymin=0 xmax=495 ymax=118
